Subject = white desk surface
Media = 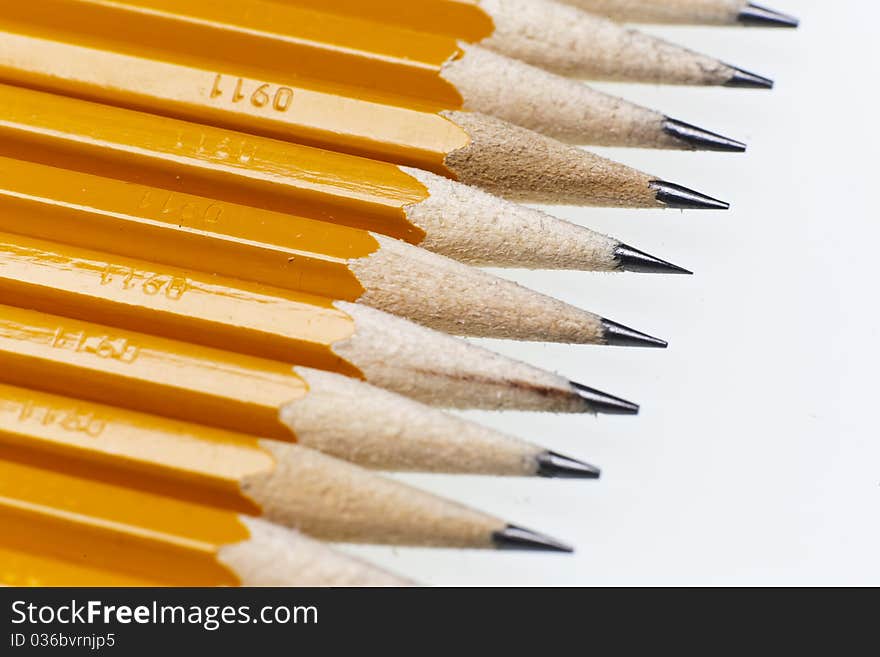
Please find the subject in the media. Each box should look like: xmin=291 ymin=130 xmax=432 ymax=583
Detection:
xmin=343 ymin=0 xmax=880 ymax=585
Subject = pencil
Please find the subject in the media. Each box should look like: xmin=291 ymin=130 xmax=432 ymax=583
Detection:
xmin=0 ymin=380 xmax=599 ymax=486
xmin=0 ymin=205 xmax=668 ymax=349
xmin=550 ymin=0 xmax=800 ymax=27
xmin=0 ymin=305 xmax=606 ymax=475
xmin=0 ymin=7 xmax=746 ymax=152
xmin=266 ymin=0 xmax=774 ymax=87
xmin=0 ymin=456 xmax=411 ymax=586
xmin=0 ymin=93 xmax=728 ymax=277
xmin=0 ymin=230 xmax=642 ymax=412
xmin=0 ymin=155 xmax=690 ymax=276
xmin=1 ymin=544 xmax=170 ymax=586
xmin=0 ymin=385 xmax=584 ymax=548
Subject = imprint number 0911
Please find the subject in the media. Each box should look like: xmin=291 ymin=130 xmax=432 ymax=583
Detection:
xmin=210 ymin=74 xmax=294 ymax=112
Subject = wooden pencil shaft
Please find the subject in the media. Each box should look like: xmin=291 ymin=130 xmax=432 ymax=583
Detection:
xmin=0 ymin=456 xmax=406 ymax=586
xmin=0 ymin=82 xmax=432 ymax=242
xmin=272 ymin=0 xmax=495 ymax=41
xmin=0 ymin=543 xmax=163 ymax=586
xmin=0 ymin=156 xmax=372 ymax=299
xmin=0 ymin=381 xmax=278 ymax=513
xmin=0 ymin=26 xmax=467 ymax=175
xmin=0 ymin=5 xmax=471 ymax=177
xmin=0 ymin=302 xmax=309 ymax=441
xmin=0 ymin=229 xmax=368 ymax=377
xmin=0 ymin=453 xmax=253 ymax=586
xmin=4 ymin=0 xmax=465 ymax=108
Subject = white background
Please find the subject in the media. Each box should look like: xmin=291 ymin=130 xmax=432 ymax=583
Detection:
xmin=344 ymin=0 xmax=880 ymax=585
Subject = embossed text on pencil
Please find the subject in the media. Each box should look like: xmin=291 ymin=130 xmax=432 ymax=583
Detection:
xmin=138 ymin=189 xmax=225 ymax=225
xmin=173 ymin=129 xmax=259 ymax=165
xmin=99 ymin=264 xmax=190 ymax=300
xmin=210 ymin=73 xmax=294 ymax=113
xmin=50 ymin=326 xmax=140 ymax=363
xmin=17 ymin=399 xmax=106 ymax=437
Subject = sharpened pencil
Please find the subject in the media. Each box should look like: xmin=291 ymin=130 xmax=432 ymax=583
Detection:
xmin=0 ymin=382 xmax=601 ymax=484
xmin=0 ymin=156 xmax=690 ymax=277
xmin=0 ymin=305 xmax=613 ymax=474
xmin=269 ymin=0 xmax=772 ymax=87
xmin=0 ymin=456 xmax=412 ymax=586
xmin=552 ymin=0 xmax=799 ymax=27
xmin=0 ymin=230 xmax=643 ymax=411
xmin=0 ymin=385 xmax=585 ymax=547
xmin=0 ymin=201 xmax=667 ymax=350
xmin=0 ymin=90 xmax=728 ymax=277
xmin=0 ymin=4 xmax=745 ymax=151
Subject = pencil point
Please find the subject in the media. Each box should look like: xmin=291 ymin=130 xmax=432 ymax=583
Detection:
xmin=724 ymin=67 xmax=775 ymax=89
xmin=651 ymin=181 xmax=730 ymax=210
xmin=739 ymin=3 xmax=799 ymax=27
xmin=614 ymin=243 xmax=693 ymax=275
xmin=536 ymin=452 xmax=601 ymax=479
xmin=569 ymin=380 xmax=639 ymax=415
xmin=600 ymin=318 xmax=667 ymax=348
xmin=663 ymin=118 xmax=746 ymax=152
xmin=493 ymin=525 xmax=574 ymax=553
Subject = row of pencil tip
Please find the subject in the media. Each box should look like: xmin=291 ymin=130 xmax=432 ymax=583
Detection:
xmin=0 ymin=0 xmax=798 ymax=586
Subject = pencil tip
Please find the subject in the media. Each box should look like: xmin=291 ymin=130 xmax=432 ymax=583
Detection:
xmin=651 ymin=180 xmax=730 ymax=210
xmin=724 ymin=67 xmax=775 ymax=89
xmin=568 ymin=380 xmax=640 ymax=415
xmin=600 ymin=318 xmax=668 ymax=349
xmin=493 ymin=525 xmax=574 ymax=553
xmin=536 ymin=452 xmax=601 ymax=479
xmin=663 ymin=117 xmax=747 ymax=152
xmin=739 ymin=3 xmax=799 ymax=27
xmin=614 ymin=243 xmax=693 ymax=275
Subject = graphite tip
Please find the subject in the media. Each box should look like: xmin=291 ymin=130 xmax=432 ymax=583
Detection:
xmin=650 ymin=180 xmax=730 ymax=210
xmin=739 ymin=3 xmax=799 ymax=27
xmin=663 ymin=117 xmax=747 ymax=152
xmin=569 ymin=381 xmax=640 ymax=415
xmin=724 ymin=67 xmax=775 ymax=89
xmin=536 ymin=452 xmax=601 ymax=479
xmin=600 ymin=318 xmax=668 ymax=349
xmin=493 ymin=525 xmax=574 ymax=553
xmin=614 ymin=243 xmax=693 ymax=275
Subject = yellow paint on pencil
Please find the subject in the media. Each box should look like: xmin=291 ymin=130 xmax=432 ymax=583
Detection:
xmin=0 ymin=304 xmax=308 ymax=440
xmin=0 ymin=0 xmax=467 ymax=105
xmin=0 ymin=16 xmax=472 ymax=172
xmin=272 ymin=0 xmax=496 ymax=41
xmin=0 ymin=455 xmax=247 ymax=586
xmin=0 ymin=383 xmax=275 ymax=514
xmin=0 ymin=156 xmax=378 ymax=298
xmin=0 ymin=82 xmax=433 ymax=242
xmin=0 ymin=229 xmax=367 ymax=375
xmin=0 ymin=544 xmax=163 ymax=586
